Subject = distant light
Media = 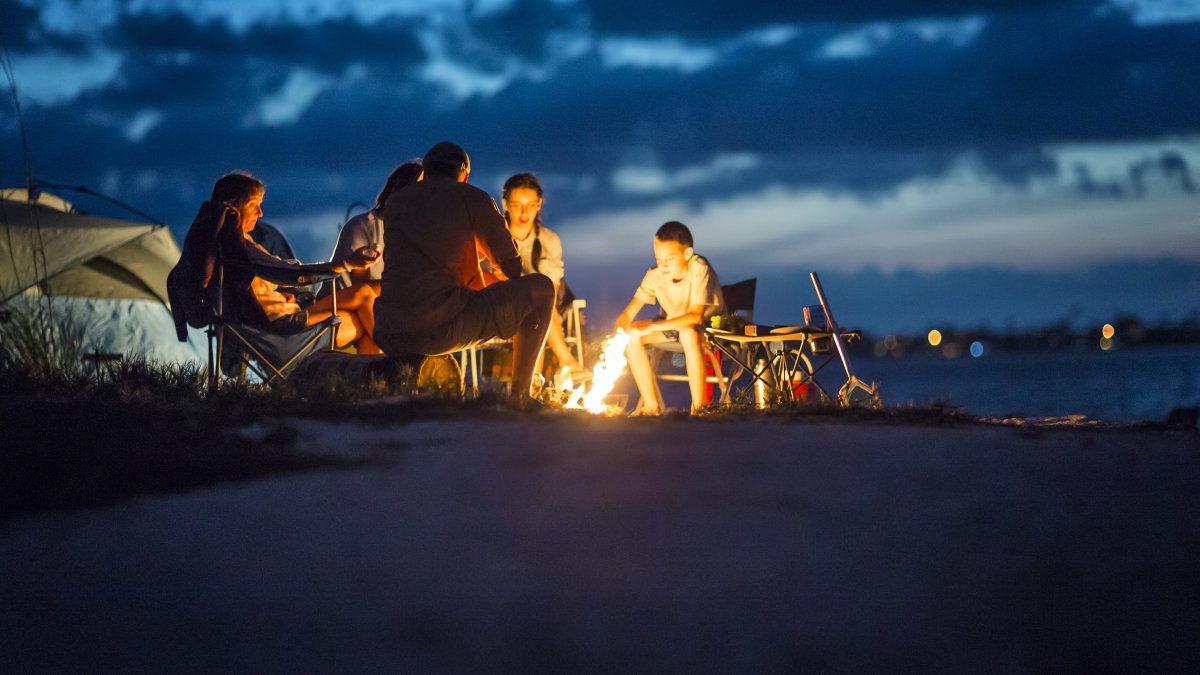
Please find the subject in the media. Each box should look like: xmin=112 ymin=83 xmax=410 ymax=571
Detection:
xmin=970 ymin=341 xmax=984 ymax=358
xmin=928 ymin=329 xmax=942 ymax=347
xmin=1100 ymin=337 xmax=1113 ymax=351
xmin=1101 ymin=323 xmax=1115 ymax=339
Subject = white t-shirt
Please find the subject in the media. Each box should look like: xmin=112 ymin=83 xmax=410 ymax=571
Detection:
xmin=332 ymin=211 xmax=384 ymax=289
xmin=633 ymin=254 xmax=725 ymax=321
xmin=512 ymin=224 xmax=565 ymax=286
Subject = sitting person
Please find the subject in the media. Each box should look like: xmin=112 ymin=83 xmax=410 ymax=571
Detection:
xmin=373 ymin=141 xmax=555 ymax=405
xmin=211 ymin=171 xmax=383 ymax=353
xmin=329 ymin=159 xmax=423 ymax=293
xmin=613 ymin=221 xmax=725 ymax=415
xmin=498 ymin=172 xmax=587 ymax=381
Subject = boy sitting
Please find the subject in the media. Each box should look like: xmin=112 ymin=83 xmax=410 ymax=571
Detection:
xmin=613 ymin=221 xmax=725 ymax=415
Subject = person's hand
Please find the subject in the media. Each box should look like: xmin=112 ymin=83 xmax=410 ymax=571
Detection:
xmin=345 ymin=246 xmax=380 ymax=270
xmin=614 ymin=315 xmax=631 ymax=334
xmin=628 ymin=319 xmax=654 ymax=339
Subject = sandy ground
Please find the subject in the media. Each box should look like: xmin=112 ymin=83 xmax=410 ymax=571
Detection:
xmin=2 ymin=417 xmax=1198 ymax=673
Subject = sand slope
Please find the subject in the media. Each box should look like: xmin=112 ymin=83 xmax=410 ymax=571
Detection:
xmin=2 ymin=418 xmax=1198 ymax=672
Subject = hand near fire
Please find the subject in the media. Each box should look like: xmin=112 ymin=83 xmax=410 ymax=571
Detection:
xmin=344 ymin=245 xmax=381 ymax=271
xmin=614 ymin=317 xmax=652 ymax=339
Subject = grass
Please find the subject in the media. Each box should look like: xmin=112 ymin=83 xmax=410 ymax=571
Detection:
xmin=2 ymin=351 xmax=1189 ymax=523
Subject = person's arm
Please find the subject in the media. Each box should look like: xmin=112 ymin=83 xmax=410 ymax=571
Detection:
xmin=278 ymin=247 xmax=377 ymax=276
xmin=617 ymin=269 xmax=662 ymax=334
xmin=240 ymin=222 xmax=377 ymax=276
xmin=330 ymin=215 xmax=379 ymax=284
xmin=323 ymin=246 xmax=379 ymax=274
xmin=470 ymin=193 xmax=522 ymax=280
xmin=641 ymin=306 xmax=706 ymax=334
xmin=613 ymin=297 xmax=647 ymax=333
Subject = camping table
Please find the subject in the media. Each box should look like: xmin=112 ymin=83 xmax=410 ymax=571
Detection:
xmin=705 ymin=325 xmax=862 ymax=407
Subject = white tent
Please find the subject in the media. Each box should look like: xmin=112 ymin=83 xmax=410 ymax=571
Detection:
xmin=0 ymin=189 xmax=206 ymax=365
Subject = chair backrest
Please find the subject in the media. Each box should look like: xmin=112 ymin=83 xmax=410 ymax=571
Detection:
xmin=167 ymin=201 xmax=239 ymax=340
xmin=168 ymin=203 xmax=316 ymax=340
xmin=251 ymin=220 xmax=296 ymax=260
xmin=721 ymin=278 xmax=756 ymax=323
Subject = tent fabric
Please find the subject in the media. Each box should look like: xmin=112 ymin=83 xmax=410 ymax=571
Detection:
xmin=1 ymin=190 xmax=206 ymax=366
xmin=60 ymin=296 xmax=207 ymax=366
xmin=0 ymin=193 xmax=175 ymax=305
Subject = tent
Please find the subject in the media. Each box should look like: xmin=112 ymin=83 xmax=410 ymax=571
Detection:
xmin=0 ymin=189 xmax=206 ymax=365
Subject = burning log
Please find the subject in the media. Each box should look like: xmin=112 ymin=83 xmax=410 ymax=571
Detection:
xmin=564 ymin=330 xmax=631 ymax=415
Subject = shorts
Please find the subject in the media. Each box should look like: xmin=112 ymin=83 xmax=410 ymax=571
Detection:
xmin=268 ymin=310 xmax=310 ymax=335
xmin=376 ymin=276 xmax=542 ymax=356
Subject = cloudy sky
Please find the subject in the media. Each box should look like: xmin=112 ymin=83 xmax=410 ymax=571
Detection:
xmin=2 ymin=0 xmax=1199 ymax=333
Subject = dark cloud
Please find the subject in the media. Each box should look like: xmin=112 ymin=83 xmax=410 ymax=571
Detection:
xmin=108 ymin=12 xmax=423 ymax=76
xmin=472 ymin=0 xmax=582 ymax=60
xmin=1076 ymin=151 xmax=1196 ymax=198
xmin=0 ymin=0 xmax=40 ymax=51
xmin=0 ymin=0 xmax=86 ymax=54
xmin=1160 ymin=151 xmax=1196 ymax=194
xmin=585 ymin=0 xmax=1068 ymax=37
xmin=4 ymin=0 xmax=1200 ymax=260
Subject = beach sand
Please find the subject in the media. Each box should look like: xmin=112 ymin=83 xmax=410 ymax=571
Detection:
xmin=2 ymin=416 xmax=1198 ymax=672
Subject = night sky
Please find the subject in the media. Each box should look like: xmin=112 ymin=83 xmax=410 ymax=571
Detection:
xmin=3 ymin=0 xmax=1199 ymax=333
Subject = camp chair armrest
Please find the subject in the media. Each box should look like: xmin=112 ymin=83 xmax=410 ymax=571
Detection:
xmin=225 ymin=258 xmax=339 ymax=286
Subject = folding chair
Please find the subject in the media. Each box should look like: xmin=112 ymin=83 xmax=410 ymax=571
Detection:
xmin=458 ymin=284 xmax=589 ymax=397
xmin=704 ymin=273 xmax=875 ymax=408
xmin=645 ymin=277 xmax=756 ymax=408
xmin=167 ymin=201 xmax=341 ymax=393
xmin=560 ymin=281 xmax=588 ymax=369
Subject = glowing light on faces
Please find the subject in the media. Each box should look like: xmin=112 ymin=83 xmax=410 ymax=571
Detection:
xmin=237 ymin=189 xmax=265 ymax=234
xmin=1100 ymin=337 xmax=1114 ymax=351
xmin=927 ymin=329 xmax=942 ymax=347
xmin=652 ymin=238 xmax=690 ymax=280
xmin=504 ymin=187 xmax=542 ymax=232
xmin=565 ymin=330 xmax=631 ymax=414
xmin=1102 ymin=323 xmax=1116 ymax=339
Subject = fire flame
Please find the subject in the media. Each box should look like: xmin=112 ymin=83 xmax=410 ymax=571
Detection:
xmin=565 ymin=329 xmax=631 ymax=414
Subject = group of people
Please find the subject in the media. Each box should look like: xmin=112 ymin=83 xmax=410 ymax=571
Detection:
xmin=210 ymin=141 xmax=726 ymax=414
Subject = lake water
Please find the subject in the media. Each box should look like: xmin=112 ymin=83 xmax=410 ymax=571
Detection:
xmin=648 ymin=344 xmax=1200 ymax=423
xmin=848 ymin=344 xmax=1200 ymax=422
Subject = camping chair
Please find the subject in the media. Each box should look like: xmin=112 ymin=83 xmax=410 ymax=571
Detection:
xmin=644 ymin=277 xmax=756 ymax=409
xmin=704 ymin=273 xmax=876 ymax=408
xmin=459 ymin=283 xmax=588 ymax=397
xmin=167 ymin=201 xmax=341 ymax=393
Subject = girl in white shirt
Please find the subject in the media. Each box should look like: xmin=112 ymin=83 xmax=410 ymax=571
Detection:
xmin=501 ymin=173 xmax=587 ymax=381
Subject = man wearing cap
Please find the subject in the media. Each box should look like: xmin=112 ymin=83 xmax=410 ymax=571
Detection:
xmin=374 ymin=141 xmax=555 ymax=404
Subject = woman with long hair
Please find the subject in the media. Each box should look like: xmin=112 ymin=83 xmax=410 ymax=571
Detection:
xmin=212 ymin=171 xmax=382 ymax=353
xmin=331 ymin=159 xmax=423 ymax=292
xmin=500 ymin=172 xmax=586 ymax=380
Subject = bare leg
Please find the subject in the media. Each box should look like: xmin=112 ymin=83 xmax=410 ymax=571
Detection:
xmin=626 ymin=335 xmax=663 ymax=414
xmin=679 ymin=326 xmax=708 ymax=412
xmin=308 ymin=285 xmax=376 ymax=323
xmin=307 ymin=285 xmax=378 ymax=349
xmin=356 ymin=332 xmax=381 ymax=354
xmin=333 ymin=310 xmax=363 ymax=348
xmin=509 ymin=275 xmax=556 ymax=402
xmin=545 ymin=307 xmax=582 ymax=370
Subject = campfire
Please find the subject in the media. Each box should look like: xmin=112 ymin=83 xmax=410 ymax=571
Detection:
xmin=562 ymin=329 xmax=631 ymax=415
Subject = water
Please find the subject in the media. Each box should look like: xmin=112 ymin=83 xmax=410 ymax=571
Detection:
xmin=855 ymin=344 xmax=1200 ymax=422
xmin=643 ymin=344 xmax=1200 ymax=422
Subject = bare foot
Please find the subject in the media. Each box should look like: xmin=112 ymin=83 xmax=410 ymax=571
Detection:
xmin=628 ymin=406 xmax=663 ymax=418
